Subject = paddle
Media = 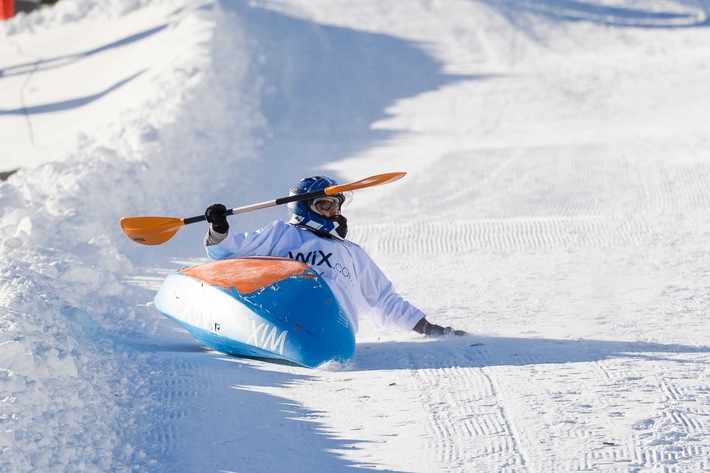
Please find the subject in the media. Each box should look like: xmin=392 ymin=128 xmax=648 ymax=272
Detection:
xmin=120 ymin=171 xmax=406 ymax=245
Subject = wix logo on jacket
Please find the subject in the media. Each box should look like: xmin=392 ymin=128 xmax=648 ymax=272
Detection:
xmin=288 ymin=250 xmax=333 ymax=268
xmin=287 ymin=250 xmax=354 ymax=286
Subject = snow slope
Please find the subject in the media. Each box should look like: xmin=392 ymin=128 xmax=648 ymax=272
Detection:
xmin=1 ymin=0 xmax=710 ymax=471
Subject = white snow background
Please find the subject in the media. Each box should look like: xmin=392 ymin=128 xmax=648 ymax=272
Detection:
xmin=1 ymin=0 xmax=710 ymax=471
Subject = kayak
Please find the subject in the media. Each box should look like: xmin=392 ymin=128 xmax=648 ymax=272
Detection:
xmin=153 ymin=256 xmax=356 ymax=368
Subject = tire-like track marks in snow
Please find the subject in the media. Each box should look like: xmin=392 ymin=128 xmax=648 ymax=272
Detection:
xmin=354 ymin=140 xmax=710 ymax=255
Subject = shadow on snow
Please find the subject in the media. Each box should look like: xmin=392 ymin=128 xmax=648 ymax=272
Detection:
xmin=352 ymin=335 xmax=710 ymax=371
xmin=0 ymin=71 xmax=145 ymax=115
xmin=484 ymin=0 xmax=710 ymax=28
xmin=0 ymin=24 xmax=168 ymax=79
xmin=217 ymin=1 xmax=483 ymax=227
xmin=128 ymin=336 xmax=408 ymax=473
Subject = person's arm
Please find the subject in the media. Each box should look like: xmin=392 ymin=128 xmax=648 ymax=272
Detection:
xmin=353 ymin=246 xmax=465 ymax=336
xmin=205 ymin=226 xmax=229 ymax=246
xmin=202 ymin=208 xmax=290 ymax=261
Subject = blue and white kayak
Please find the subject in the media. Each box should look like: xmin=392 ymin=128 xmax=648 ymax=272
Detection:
xmin=154 ymin=256 xmax=355 ymax=368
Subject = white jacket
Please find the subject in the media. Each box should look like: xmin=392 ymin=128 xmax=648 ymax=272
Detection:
xmin=205 ymin=220 xmax=425 ymax=333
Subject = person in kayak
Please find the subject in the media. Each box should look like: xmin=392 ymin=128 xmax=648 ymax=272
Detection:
xmin=203 ymin=175 xmax=464 ymax=337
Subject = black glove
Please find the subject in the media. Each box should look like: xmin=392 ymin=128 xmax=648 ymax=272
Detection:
xmin=413 ymin=318 xmax=466 ymax=337
xmin=205 ymin=203 xmax=229 ymax=234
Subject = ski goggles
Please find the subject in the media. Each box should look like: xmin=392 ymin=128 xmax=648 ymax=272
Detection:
xmin=313 ymin=198 xmax=341 ymax=211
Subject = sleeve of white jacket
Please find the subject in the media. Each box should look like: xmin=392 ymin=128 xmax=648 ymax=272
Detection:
xmin=205 ymin=221 xmax=285 ymax=260
xmin=353 ymin=246 xmax=426 ymax=331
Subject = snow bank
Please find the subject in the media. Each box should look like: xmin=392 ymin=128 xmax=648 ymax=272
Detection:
xmin=0 ymin=0 xmax=264 ymax=469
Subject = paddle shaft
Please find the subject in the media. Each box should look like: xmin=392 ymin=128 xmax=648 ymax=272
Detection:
xmin=183 ymin=187 xmax=338 ymax=225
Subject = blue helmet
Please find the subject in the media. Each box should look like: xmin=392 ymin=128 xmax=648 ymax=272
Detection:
xmin=288 ymin=176 xmax=349 ymax=240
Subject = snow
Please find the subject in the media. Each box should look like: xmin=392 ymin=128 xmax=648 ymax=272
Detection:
xmin=1 ymin=0 xmax=710 ymax=471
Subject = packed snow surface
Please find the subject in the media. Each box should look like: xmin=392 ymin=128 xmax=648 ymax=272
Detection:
xmin=1 ymin=0 xmax=710 ymax=471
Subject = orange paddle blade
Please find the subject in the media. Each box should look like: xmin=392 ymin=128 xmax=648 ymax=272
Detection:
xmin=325 ymin=172 xmax=406 ymax=195
xmin=120 ymin=216 xmax=185 ymax=245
